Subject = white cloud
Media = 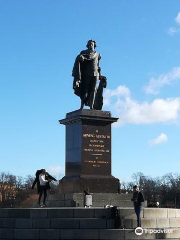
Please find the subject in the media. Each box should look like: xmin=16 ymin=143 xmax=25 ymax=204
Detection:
xmin=175 ymin=12 xmax=180 ymax=25
xmin=104 ymin=85 xmax=130 ymax=106
xmin=143 ymin=67 xmax=180 ymax=94
xmin=47 ymin=166 xmax=64 ymax=177
xmin=168 ymin=12 xmax=180 ymax=35
xmin=104 ymin=85 xmax=180 ymax=126
xmin=168 ymin=27 xmax=180 ymax=35
xmin=148 ymin=133 xmax=168 ymax=146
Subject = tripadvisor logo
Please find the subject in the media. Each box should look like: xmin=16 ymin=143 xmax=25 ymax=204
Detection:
xmin=135 ymin=227 xmax=143 ymax=235
xmin=135 ymin=227 xmax=173 ymax=235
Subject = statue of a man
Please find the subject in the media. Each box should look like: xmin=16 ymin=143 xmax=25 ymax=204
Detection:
xmin=72 ymin=40 xmax=105 ymax=109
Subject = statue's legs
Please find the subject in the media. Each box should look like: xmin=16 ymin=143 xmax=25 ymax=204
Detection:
xmin=80 ymin=92 xmax=89 ymax=108
xmin=89 ymin=77 xmax=98 ymax=109
xmin=80 ymin=101 xmax=84 ymax=109
xmin=80 ymin=75 xmax=88 ymax=108
xmin=80 ymin=76 xmax=98 ymax=109
xmin=90 ymin=90 xmax=97 ymax=109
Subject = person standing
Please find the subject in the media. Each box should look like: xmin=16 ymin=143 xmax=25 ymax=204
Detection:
xmin=131 ymin=185 xmax=144 ymax=227
xmin=38 ymin=169 xmax=49 ymax=207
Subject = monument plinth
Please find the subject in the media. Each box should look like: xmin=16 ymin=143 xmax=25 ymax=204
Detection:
xmin=59 ymin=109 xmax=120 ymax=193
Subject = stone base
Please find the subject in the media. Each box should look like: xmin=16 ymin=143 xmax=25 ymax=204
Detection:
xmin=46 ymin=193 xmax=147 ymax=208
xmin=1 ymin=207 xmax=179 ymax=239
xmin=59 ymin=175 xmax=120 ymax=194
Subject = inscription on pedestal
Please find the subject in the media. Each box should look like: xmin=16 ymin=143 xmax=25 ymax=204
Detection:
xmin=82 ymin=124 xmax=111 ymax=175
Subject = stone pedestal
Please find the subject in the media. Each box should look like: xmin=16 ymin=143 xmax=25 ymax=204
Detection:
xmin=46 ymin=193 xmax=148 ymax=208
xmin=59 ymin=109 xmax=120 ymax=193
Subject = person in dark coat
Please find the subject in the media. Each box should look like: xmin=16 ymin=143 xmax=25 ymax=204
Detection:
xmin=32 ymin=169 xmax=43 ymax=193
xmin=131 ymin=185 xmax=144 ymax=227
xmin=32 ymin=169 xmax=57 ymax=207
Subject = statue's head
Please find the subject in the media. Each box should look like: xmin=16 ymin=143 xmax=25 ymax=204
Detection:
xmin=86 ymin=40 xmax=97 ymax=51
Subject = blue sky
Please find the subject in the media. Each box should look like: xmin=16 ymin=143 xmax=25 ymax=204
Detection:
xmin=0 ymin=1 xmax=180 ymax=182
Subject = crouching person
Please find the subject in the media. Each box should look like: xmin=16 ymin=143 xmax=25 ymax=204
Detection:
xmin=131 ymin=185 xmax=144 ymax=227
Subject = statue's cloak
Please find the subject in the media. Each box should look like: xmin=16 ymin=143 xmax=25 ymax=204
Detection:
xmin=72 ymin=50 xmax=99 ymax=97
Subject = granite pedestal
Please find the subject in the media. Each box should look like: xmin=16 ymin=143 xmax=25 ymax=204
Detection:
xmin=59 ymin=109 xmax=120 ymax=194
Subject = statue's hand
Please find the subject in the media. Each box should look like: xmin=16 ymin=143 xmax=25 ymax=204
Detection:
xmin=73 ymin=80 xmax=81 ymax=89
xmin=76 ymin=80 xmax=81 ymax=87
xmin=79 ymin=55 xmax=84 ymax=62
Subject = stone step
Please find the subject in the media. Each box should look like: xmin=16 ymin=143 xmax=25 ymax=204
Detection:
xmin=46 ymin=199 xmax=136 ymax=208
xmin=118 ymin=207 xmax=180 ymax=219
xmin=50 ymin=193 xmax=133 ymax=201
xmin=0 ymin=218 xmax=115 ymax=229
xmin=1 ymin=207 xmax=180 ymax=219
xmin=0 ymin=208 xmax=113 ymax=219
xmin=0 ymin=228 xmax=179 ymax=239
xmin=123 ymin=217 xmax=180 ymax=228
xmin=99 ymin=228 xmax=180 ymax=239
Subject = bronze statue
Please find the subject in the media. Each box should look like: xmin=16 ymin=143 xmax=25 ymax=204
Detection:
xmin=72 ymin=40 xmax=107 ymax=110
